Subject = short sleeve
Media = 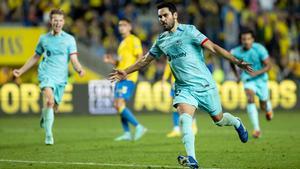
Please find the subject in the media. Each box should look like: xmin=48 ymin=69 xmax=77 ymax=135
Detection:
xmin=149 ymin=40 xmax=163 ymax=59
xmin=190 ymin=25 xmax=208 ymax=46
xmin=230 ymin=49 xmax=237 ymax=57
xmin=68 ymin=36 xmax=78 ymax=55
xmin=133 ymin=37 xmax=143 ymax=57
xmin=258 ymin=44 xmax=269 ymax=61
xmin=35 ymin=36 xmax=44 ymax=56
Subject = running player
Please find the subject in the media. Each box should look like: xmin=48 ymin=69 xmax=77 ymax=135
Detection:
xmin=13 ymin=9 xmax=85 ymax=145
xmin=231 ymin=29 xmax=274 ymax=138
xmin=109 ymin=2 xmax=252 ymax=168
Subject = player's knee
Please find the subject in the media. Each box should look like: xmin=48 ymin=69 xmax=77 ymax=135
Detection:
xmin=46 ymin=99 xmax=55 ymax=108
xmin=114 ymin=100 xmax=126 ymax=112
xmin=247 ymin=97 xmax=255 ymax=103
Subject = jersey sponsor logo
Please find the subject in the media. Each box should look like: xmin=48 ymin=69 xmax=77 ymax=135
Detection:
xmin=167 ymin=52 xmax=186 ymax=61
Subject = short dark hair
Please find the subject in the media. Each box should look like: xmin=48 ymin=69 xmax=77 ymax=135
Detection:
xmin=49 ymin=9 xmax=65 ymax=19
xmin=239 ymin=28 xmax=255 ymax=39
xmin=157 ymin=2 xmax=177 ymax=14
xmin=119 ymin=18 xmax=131 ymax=24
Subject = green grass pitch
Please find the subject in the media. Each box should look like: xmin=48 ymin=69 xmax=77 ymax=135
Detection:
xmin=0 ymin=112 xmax=299 ymax=169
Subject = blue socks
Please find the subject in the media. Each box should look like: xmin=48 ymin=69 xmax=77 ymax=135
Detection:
xmin=173 ymin=112 xmax=180 ymax=128
xmin=120 ymin=107 xmax=139 ymax=132
xmin=247 ymin=103 xmax=260 ymax=130
xmin=44 ymin=108 xmax=54 ymax=137
xmin=215 ymin=112 xmax=241 ymax=128
xmin=180 ymin=113 xmax=195 ymax=159
xmin=121 ymin=116 xmax=130 ymax=132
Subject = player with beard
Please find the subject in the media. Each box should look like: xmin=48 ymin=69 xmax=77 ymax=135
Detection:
xmin=109 ymin=2 xmax=252 ymax=168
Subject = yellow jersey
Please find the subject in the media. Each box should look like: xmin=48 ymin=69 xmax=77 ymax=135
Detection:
xmin=117 ymin=34 xmax=143 ymax=83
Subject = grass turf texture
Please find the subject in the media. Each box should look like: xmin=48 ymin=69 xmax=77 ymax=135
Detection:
xmin=0 ymin=112 xmax=299 ymax=169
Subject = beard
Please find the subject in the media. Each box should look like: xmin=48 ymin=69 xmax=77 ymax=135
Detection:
xmin=162 ymin=19 xmax=175 ymax=31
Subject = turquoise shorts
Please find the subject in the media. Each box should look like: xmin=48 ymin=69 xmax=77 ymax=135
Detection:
xmin=173 ymin=87 xmax=222 ymax=116
xmin=243 ymin=79 xmax=269 ymax=101
xmin=39 ymin=78 xmax=66 ymax=105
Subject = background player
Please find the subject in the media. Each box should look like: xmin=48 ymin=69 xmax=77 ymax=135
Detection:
xmin=109 ymin=2 xmax=253 ymax=168
xmin=162 ymin=65 xmax=198 ymax=138
xmin=231 ymin=29 xmax=274 ymax=138
xmin=103 ymin=18 xmax=147 ymax=141
xmin=13 ymin=9 xmax=85 ymax=145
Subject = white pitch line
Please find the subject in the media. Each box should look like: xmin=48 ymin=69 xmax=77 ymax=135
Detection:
xmin=0 ymin=159 xmax=184 ymax=169
xmin=0 ymin=159 xmax=221 ymax=169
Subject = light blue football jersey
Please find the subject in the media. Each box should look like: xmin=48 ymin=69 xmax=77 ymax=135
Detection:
xmin=230 ymin=42 xmax=269 ymax=82
xmin=35 ymin=31 xmax=77 ymax=84
xmin=149 ymin=24 xmax=215 ymax=91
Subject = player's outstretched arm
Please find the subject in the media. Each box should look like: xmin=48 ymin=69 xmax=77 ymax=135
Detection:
xmin=108 ymin=52 xmax=155 ymax=82
xmin=13 ymin=54 xmax=40 ymax=77
xmin=202 ymin=40 xmax=253 ymax=73
xmin=70 ymin=54 xmax=85 ymax=77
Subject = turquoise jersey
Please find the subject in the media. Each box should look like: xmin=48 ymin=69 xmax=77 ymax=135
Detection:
xmin=149 ymin=24 xmax=215 ymax=92
xmin=230 ymin=42 xmax=269 ymax=82
xmin=35 ymin=31 xmax=77 ymax=85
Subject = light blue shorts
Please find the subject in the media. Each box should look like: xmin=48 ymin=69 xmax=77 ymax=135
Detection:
xmin=39 ymin=77 xmax=66 ymax=105
xmin=243 ymin=79 xmax=269 ymax=101
xmin=173 ymin=87 xmax=222 ymax=116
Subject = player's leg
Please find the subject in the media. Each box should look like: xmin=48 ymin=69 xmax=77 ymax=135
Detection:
xmin=114 ymin=80 xmax=146 ymax=141
xmin=42 ymin=87 xmax=55 ymax=145
xmin=258 ymin=81 xmax=273 ymax=121
xmin=176 ymin=103 xmax=199 ymax=168
xmin=260 ymin=100 xmax=273 ymax=120
xmin=197 ymin=88 xmax=248 ymax=143
xmin=167 ymin=87 xmax=198 ymax=138
xmin=212 ymin=112 xmax=248 ymax=143
xmin=245 ymin=88 xmax=261 ymax=138
xmin=173 ymin=89 xmax=199 ymax=168
xmin=114 ymin=98 xmax=133 ymax=141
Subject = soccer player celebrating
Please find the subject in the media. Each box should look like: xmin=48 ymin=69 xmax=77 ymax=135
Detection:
xmin=162 ymin=65 xmax=198 ymax=138
xmin=103 ymin=18 xmax=147 ymax=141
xmin=13 ymin=9 xmax=85 ymax=145
xmin=231 ymin=29 xmax=274 ymax=138
xmin=109 ymin=2 xmax=252 ymax=168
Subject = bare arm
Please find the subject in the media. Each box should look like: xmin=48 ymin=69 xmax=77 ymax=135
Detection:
xmin=103 ymin=54 xmax=118 ymax=66
xmin=70 ymin=54 xmax=85 ymax=77
xmin=13 ymin=53 xmax=40 ymax=77
xmin=202 ymin=40 xmax=253 ymax=72
xmin=109 ymin=52 xmax=155 ymax=81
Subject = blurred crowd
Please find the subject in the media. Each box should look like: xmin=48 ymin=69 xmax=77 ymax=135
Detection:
xmin=0 ymin=0 xmax=300 ymax=84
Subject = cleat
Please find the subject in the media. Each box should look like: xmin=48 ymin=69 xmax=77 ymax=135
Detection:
xmin=114 ymin=132 xmax=132 ymax=141
xmin=134 ymin=125 xmax=147 ymax=141
xmin=266 ymin=111 xmax=273 ymax=121
xmin=45 ymin=136 xmax=54 ymax=145
xmin=192 ymin=120 xmax=198 ymax=136
xmin=252 ymin=130 xmax=261 ymax=138
xmin=167 ymin=130 xmax=181 ymax=138
xmin=235 ymin=118 xmax=248 ymax=143
xmin=177 ymin=155 xmax=199 ymax=169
